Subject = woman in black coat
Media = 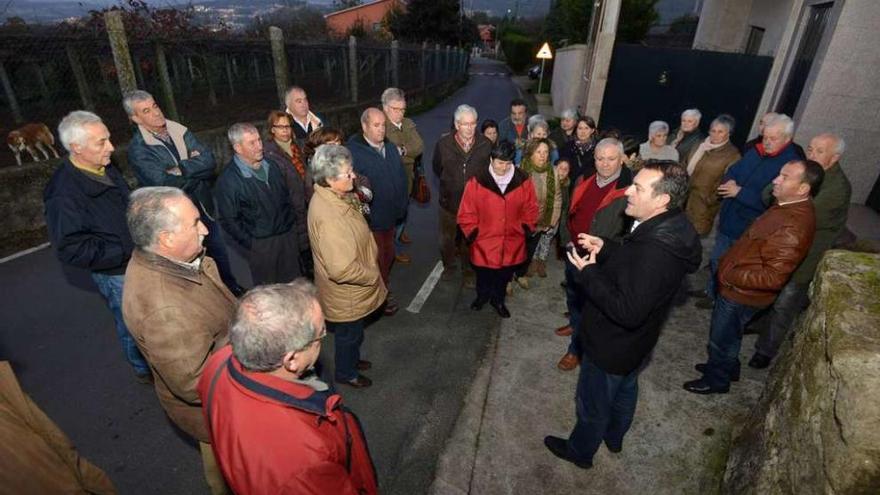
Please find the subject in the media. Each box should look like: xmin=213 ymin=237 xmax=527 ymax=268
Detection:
xmin=560 ymin=116 xmax=598 ymax=186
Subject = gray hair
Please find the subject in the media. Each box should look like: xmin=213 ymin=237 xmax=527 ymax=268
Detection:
xmin=710 ymin=114 xmax=736 ymax=134
xmin=381 ymin=87 xmax=405 ymax=106
xmin=122 ymin=89 xmax=154 ymax=116
xmin=648 ymin=120 xmax=669 ymax=138
xmin=58 ymin=110 xmax=104 ymax=152
xmin=454 ymin=104 xmax=478 ymax=124
xmin=764 ymin=113 xmax=795 ymax=138
xmin=310 ymin=144 xmax=352 ymax=186
xmin=227 ymin=122 xmax=259 ymax=147
xmin=560 ymin=108 xmax=577 ymax=120
xmin=230 ymin=280 xmax=319 ymax=372
xmin=595 ymin=137 xmax=624 ymax=156
xmin=284 ymin=85 xmax=306 ymax=104
xmin=528 ymin=116 xmax=549 ymax=135
xmin=682 ymin=108 xmax=702 ymax=121
xmin=127 ymin=187 xmax=188 ymax=250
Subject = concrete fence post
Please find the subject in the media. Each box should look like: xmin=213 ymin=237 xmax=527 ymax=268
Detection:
xmin=65 ymin=45 xmax=94 ymax=111
xmin=269 ymin=26 xmax=289 ymax=107
xmin=391 ymin=39 xmax=399 ymax=88
xmin=104 ymin=10 xmax=137 ymax=95
xmin=0 ymin=61 xmax=22 ymax=123
xmin=348 ymin=36 xmax=358 ymax=104
xmin=420 ymin=41 xmax=428 ymax=90
xmin=154 ymin=43 xmax=179 ymax=121
xmin=445 ymin=45 xmax=451 ymax=80
xmin=434 ymin=44 xmax=441 ymax=84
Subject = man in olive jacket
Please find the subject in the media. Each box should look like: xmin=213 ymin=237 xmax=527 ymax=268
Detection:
xmin=123 ymin=187 xmax=235 ymax=494
xmin=432 ymin=104 xmax=493 ymax=284
xmin=749 ymin=134 xmax=851 ymax=368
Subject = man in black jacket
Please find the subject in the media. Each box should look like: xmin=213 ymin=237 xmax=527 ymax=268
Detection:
xmin=544 ymin=160 xmax=701 ymax=468
xmin=44 ymin=110 xmax=150 ymax=382
xmin=215 ymin=123 xmax=301 ymax=286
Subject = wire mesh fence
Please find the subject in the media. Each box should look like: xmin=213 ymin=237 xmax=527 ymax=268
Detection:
xmin=0 ymin=32 xmax=468 ymax=168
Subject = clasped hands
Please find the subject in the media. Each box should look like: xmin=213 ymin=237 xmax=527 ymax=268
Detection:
xmin=565 ymin=233 xmax=604 ymax=270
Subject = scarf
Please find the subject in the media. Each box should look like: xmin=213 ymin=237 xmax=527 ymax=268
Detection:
xmin=596 ymin=169 xmax=621 ymax=188
xmin=489 ymin=163 xmax=515 ymax=193
xmin=455 ymin=132 xmax=474 ymax=153
xmin=274 ymin=139 xmax=307 ymax=178
xmin=687 ymin=137 xmax=728 ymax=175
xmin=522 ymin=157 xmax=556 ymax=226
xmin=574 ymin=138 xmax=595 ymax=156
xmin=755 ymin=141 xmax=789 ymax=158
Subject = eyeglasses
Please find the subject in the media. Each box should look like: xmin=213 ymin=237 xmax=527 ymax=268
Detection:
xmin=297 ymin=324 xmax=328 ymax=351
xmin=336 ymin=171 xmax=356 ymax=179
xmin=388 ymin=105 xmax=406 ymax=113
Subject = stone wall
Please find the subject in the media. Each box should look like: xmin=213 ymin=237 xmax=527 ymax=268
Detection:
xmin=722 ymin=250 xmax=880 ymax=494
xmin=0 ymin=78 xmax=464 ymax=257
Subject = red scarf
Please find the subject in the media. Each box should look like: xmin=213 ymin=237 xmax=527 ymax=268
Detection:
xmin=755 ymin=141 xmax=789 ymax=158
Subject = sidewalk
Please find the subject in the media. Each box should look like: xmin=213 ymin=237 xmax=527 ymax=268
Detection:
xmin=429 ymin=243 xmax=771 ymax=495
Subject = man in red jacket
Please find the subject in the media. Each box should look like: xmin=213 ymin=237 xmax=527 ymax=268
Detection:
xmin=684 ymin=160 xmax=824 ymax=394
xmin=198 ymin=281 xmax=377 ymax=494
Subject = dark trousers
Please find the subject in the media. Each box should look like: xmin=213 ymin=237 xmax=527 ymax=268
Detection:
xmin=372 ymin=228 xmax=395 ymax=288
xmin=439 ymin=207 xmax=470 ymax=271
xmin=514 ymin=232 xmax=541 ymax=278
xmin=473 ymin=265 xmax=516 ymax=305
xmin=564 ymin=257 xmax=584 ymax=356
xmin=705 ymin=231 xmax=735 ymax=299
xmin=91 ymin=273 xmax=149 ymax=375
xmin=202 ymin=216 xmax=240 ymax=291
xmin=247 ymin=230 xmax=301 ymax=286
xmin=328 ymin=319 xmax=365 ymax=382
xmin=702 ymin=295 xmax=759 ymax=388
xmin=567 ymin=356 xmax=640 ymax=463
xmin=755 ymin=281 xmax=809 ymax=358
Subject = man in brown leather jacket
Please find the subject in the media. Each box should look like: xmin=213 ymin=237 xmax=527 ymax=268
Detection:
xmin=683 ymin=159 xmax=824 ymax=394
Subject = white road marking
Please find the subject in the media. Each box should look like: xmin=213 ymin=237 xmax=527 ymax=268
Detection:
xmin=0 ymin=242 xmax=50 ymax=264
xmin=406 ymin=260 xmax=444 ymax=313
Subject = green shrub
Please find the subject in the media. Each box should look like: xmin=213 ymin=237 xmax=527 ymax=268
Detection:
xmin=501 ymin=32 xmax=537 ymax=73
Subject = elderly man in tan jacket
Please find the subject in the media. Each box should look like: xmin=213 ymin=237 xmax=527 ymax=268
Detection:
xmin=309 ymin=144 xmax=387 ymax=389
xmin=122 ymin=187 xmax=236 ymax=494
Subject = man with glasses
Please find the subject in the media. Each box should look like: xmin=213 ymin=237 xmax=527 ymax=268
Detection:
xmin=198 ymin=281 xmax=378 ymax=495
xmin=123 ymin=187 xmax=235 ymax=494
xmin=382 ymin=87 xmax=424 ymax=264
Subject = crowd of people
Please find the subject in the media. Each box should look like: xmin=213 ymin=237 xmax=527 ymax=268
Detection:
xmin=28 ymin=85 xmax=852 ymax=492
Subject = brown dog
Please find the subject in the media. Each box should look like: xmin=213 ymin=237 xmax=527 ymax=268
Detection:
xmin=7 ymin=123 xmax=60 ymax=166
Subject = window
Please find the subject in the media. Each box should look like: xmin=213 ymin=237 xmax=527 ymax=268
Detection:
xmin=744 ymin=26 xmax=765 ymax=55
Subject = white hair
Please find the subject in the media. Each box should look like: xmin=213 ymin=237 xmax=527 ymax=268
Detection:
xmin=227 ymin=122 xmax=259 ymax=146
xmin=528 ymin=115 xmax=549 ymax=134
xmin=560 ymin=108 xmax=577 ymax=120
xmin=127 ymin=187 xmax=188 ymax=250
xmin=764 ymin=114 xmax=795 ymax=138
xmin=595 ymin=137 xmax=624 ymax=155
xmin=310 ymin=144 xmax=352 ymax=185
xmin=681 ymin=108 xmax=702 ymax=121
xmin=454 ymin=104 xmax=478 ymax=123
xmin=122 ymin=89 xmax=154 ymax=116
xmin=648 ymin=120 xmax=669 ymax=138
xmin=58 ymin=110 xmax=104 ymax=152
xmin=381 ymin=87 xmax=405 ymax=106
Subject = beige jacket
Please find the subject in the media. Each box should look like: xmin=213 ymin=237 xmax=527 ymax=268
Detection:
xmin=122 ymin=250 xmax=235 ymax=442
xmin=685 ymin=142 xmax=741 ymax=235
xmin=0 ymin=361 xmax=116 ymax=494
xmin=309 ymin=185 xmax=387 ymax=322
xmin=529 ymin=168 xmax=563 ymax=229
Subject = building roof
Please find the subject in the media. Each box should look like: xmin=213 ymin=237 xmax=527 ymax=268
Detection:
xmin=324 ymin=0 xmax=400 ymax=19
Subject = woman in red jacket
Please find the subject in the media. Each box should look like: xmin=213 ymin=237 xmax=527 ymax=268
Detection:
xmin=458 ymin=141 xmax=539 ymax=318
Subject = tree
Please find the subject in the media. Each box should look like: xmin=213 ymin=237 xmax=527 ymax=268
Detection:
xmin=247 ymin=6 xmax=328 ymax=40
xmin=333 ymin=0 xmax=362 ymax=10
xmin=543 ymin=0 xmax=593 ymax=46
xmin=617 ymin=0 xmax=659 ymax=43
xmin=387 ymin=0 xmax=477 ymax=46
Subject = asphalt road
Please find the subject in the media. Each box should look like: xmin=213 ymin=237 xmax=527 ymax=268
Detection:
xmin=0 ymin=57 xmax=521 ymax=495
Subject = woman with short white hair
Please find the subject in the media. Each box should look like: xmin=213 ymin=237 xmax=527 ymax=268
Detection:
xmin=668 ymin=108 xmax=706 ymax=163
xmin=637 ymin=121 xmax=679 ymax=163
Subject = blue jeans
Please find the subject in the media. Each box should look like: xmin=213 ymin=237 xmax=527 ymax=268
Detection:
xmin=703 ymin=295 xmax=758 ymax=389
xmin=567 ymin=356 xmax=640 ymax=463
xmin=705 ymin=232 xmax=735 ymax=299
xmin=91 ymin=273 xmax=149 ymax=375
xmin=564 ymin=257 xmax=584 ymax=356
xmin=328 ymin=319 xmax=365 ymax=382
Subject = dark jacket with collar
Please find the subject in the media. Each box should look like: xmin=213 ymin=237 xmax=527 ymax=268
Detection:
xmin=263 ymin=140 xmax=310 ymax=250
xmin=577 ymin=209 xmax=702 ymax=375
xmin=43 ymin=158 xmax=134 ymax=275
xmin=432 ymin=132 xmax=493 ymax=214
xmin=347 ymin=133 xmax=409 ymax=231
xmin=127 ymin=120 xmax=217 ymax=216
xmin=214 ymin=157 xmax=295 ymax=250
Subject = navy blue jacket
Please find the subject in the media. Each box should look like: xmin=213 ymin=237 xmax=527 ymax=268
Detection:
xmin=214 ymin=158 xmax=295 ymax=250
xmin=718 ymin=142 xmax=801 ymax=240
xmin=43 ymin=158 xmax=134 ymax=275
xmin=347 ymin=134 xmax=408 ymax=231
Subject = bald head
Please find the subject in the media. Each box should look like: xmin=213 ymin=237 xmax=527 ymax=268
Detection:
xmin=806 ymin=133 xmax=845 ymax=170
xmin=361 ymin=107 xmax=386 ymax=144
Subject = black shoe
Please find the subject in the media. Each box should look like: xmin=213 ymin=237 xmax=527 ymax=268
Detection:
xmin=470 ymin=297 xmax=487 ymax=311
xmin=604 ymin=440 xmax=622 ymax=454
xmin=135 ymin=372 xmax=153 ymax=385
xmin=682 ymin=378 xmax=729 ymax=395
xmin=695 ymin=298 xmax=715 ymax=310
xmin=336 ymin=374 xmax=372 ymax=388
xmin=686 ymin=289 xmax=708 ymax=298
xmin=694 ymin=363 xmax=740 ymax=382
xmin=748 ymin=353 xmax=772 ymax=369
xmin=490 ymin=301 xmax=510 ymax=318
xmin=543 ymin=436 xmax=592 ymax=469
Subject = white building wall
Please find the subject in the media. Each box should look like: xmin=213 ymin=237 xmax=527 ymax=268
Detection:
xmin=692 ymin=0 xmax=753 ymax=52
xmin=551 ymin=45 xmax=588 ymax=118
xmin=794 ymin=0 xmax=880 ymax=203
xmin=745 ymin=0 xmax=796 ymax=56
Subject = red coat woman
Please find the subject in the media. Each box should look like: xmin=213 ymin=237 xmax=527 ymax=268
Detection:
xmin=458 ymin=141 xmax=538 ymax=317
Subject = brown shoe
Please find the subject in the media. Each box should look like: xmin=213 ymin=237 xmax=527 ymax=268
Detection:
xmin=527 ymin=260 xmax=538 ymax=277
xmin=383 ymin=300 xmax=399 ymax=316
xmin=536 ymin=260 xmax=547 ymax=278
xmin=399 ymin=232 xmax=412 ymax=244
xmin=395 ymin=253 xmax=411 ymax=264
xmin=515 ymin=276 xmax=529 ymax=289
xmin=557 ymin=352 xmax=580 ymax=371
xmin=555 ymin=325 xmax=573 ymax=337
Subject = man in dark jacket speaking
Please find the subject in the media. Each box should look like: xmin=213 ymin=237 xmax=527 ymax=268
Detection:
xmin=544 ymin=160 xmax=701 ymax=469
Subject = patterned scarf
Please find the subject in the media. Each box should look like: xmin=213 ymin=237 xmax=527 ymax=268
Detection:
xmin=522 ymin=157 xmax=556 ymax=226
xmin=275 ymin=139 xmax=307 ymax=178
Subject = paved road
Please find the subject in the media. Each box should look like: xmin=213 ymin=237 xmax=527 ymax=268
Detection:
xmin=0 ymin=57 xmax=520 ymax=494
